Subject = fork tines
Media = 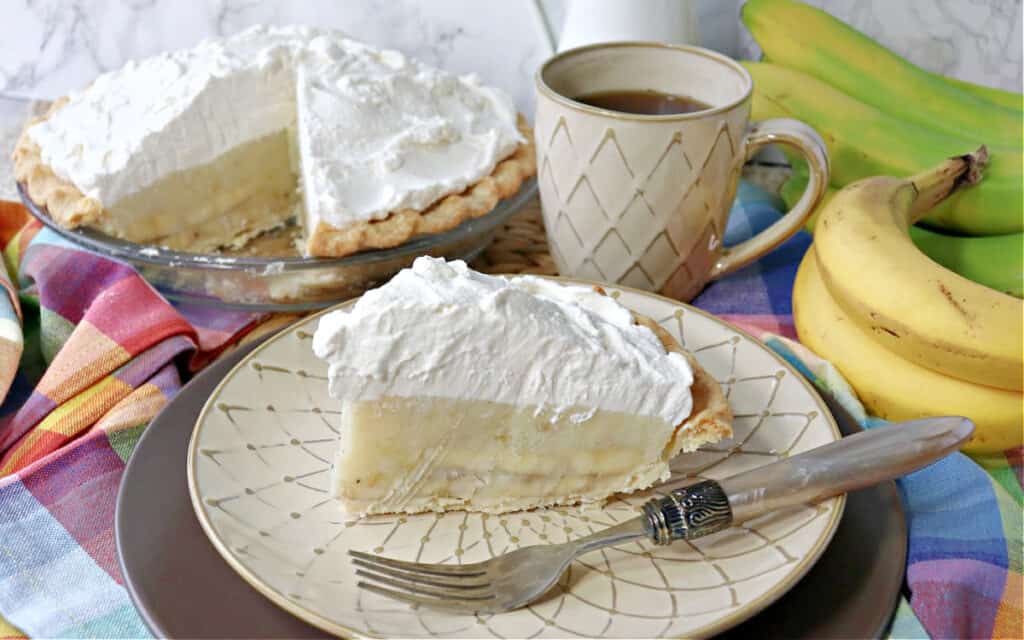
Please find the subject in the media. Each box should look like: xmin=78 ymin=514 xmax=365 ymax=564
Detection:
xmin=350 ymin=550 xmax=497 ymax=614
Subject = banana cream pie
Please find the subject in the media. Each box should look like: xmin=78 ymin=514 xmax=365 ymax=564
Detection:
xmin=13 ymin=26 xmax=534 ymax=256
xmin=312 ymin=257 xmax=732 ymax=514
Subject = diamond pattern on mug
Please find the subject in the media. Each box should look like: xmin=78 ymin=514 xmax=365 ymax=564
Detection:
xmin=620 ymin=264 xmax=656 ymax=290
xmin=544 ymin=116 xmax=580 ymax=200
xmin=617 ymin=191 xmax=659 ymax=255
xmin=566 ymin=176 xmax=612 ymax=248
xmin=587 ymin=129 xmax=638 ymax=218
xmin=669 ymin=180 xmax=713 ymax=255
xmin=638 ymin=232 xmax=681 ymax=290
xmin=644 ymin=131 xmax=694 ymax=218
xmin=551 ymin=211 xmax=587 ymax=271
xmin=537 ymin=116 xmax=745 ymax=296
xmin=592 ymin=228 xmax=633 ymax=281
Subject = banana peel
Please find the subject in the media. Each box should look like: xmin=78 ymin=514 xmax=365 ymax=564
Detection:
xmin=782 ymin=167 xmax=1024 ymax=299
xmin=794 ymin=247 xmax=1023 ymax=454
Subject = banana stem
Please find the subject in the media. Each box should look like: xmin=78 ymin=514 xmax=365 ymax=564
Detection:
xmin=909 ymin=146 xmax=988 ymax=223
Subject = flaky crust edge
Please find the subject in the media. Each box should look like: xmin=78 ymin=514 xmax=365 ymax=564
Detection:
xmin=12 ymin=97 xmax=107 ymax=228
xmin=305 ymin=116 xmax=536 ymax=257
xmin=583 ymin=285 xmax=733 ymax=458
xmin=632 ymin=309 xmax=734 ymax=457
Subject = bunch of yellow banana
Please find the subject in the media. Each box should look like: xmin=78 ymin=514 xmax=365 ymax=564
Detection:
xmin=741 ymin=0 xmax=1023 ymax=237
xmin=742 ymin=0 xmax=1024 ymax=452
xmin=792 ymin=152 xmax=1023 ymax=454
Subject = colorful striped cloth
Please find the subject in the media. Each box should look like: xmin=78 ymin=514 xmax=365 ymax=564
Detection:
xmin=0 ymin=183 xmax=1019 ymax=639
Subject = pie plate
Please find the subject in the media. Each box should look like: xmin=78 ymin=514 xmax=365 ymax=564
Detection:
xmin=17 ymin=178 xmax=536 ymax=312
xmin=185 ymin=281 xmax=845 ymax=638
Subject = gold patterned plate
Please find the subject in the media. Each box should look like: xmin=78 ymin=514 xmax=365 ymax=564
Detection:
xmin=187 ymin=281 xmax=844 ymax=639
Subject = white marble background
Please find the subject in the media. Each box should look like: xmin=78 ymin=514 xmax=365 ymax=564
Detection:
xmin=2 ymin=0 xmax=1020 ymax=117
xmin=740 ymin=0 xmax=1023 ymax=93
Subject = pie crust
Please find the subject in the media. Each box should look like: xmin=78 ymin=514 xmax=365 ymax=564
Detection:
xmin=12 ymin=98 xmax=537 ymax=257
xmin=632 ymin=311 xmax=734 ymax=456
xmin=12 ymin=97 xmax=104 ymax=229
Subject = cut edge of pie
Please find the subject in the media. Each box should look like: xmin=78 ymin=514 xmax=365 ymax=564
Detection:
xmin=633 ymin=312 xmax=734 ymax=461
xmin=12 ymin=101 xmax=537 ymax=258
xmin=330 ymin=290 xmax=733 ymax=516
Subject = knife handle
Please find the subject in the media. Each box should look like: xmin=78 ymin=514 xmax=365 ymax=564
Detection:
xmin=642 ymin=416 xmax=973 ymax=544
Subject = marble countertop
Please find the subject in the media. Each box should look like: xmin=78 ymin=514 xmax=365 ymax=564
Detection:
xmin=0 ymin=97 xmax=34 ymax=201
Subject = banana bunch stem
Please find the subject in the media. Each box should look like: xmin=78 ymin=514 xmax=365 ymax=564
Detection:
xmin=908 ymin=146 xmax=987 ymax=223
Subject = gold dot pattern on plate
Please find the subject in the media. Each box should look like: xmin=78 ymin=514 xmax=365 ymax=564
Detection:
xmin=189 ymin=286 xmax=841 ymax=639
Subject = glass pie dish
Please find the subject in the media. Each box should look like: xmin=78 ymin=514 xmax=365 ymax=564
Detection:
xmin=18 ymin=178 xmax=537 ymax=311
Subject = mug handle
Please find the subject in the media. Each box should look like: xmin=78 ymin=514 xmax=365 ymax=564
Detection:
xmin=708 ymin=119 xmax=829 ymax=279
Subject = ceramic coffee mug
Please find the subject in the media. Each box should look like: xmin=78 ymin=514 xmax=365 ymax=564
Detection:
xmin=535 ymin=42 xmax=829 ymax=301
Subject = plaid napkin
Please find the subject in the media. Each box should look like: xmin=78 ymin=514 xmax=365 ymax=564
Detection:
xmin=0 ymin=184 xmax=1019 ymax=639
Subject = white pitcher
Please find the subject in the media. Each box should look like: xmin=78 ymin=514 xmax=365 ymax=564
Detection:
xmin=556 ymin=0 xmax=700 ymax=51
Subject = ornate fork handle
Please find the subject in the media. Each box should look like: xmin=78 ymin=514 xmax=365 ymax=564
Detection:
xmin=642 ymin=480 xmax=733 ymax=544
xmin=583 ymin=416 xmax=973 ymax=549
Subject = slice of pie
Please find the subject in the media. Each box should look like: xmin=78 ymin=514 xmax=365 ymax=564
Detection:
xmin=12 ymin=25 xmax=535 ymax=257
xmin=312 ymin=257 xmax=732 ymax=515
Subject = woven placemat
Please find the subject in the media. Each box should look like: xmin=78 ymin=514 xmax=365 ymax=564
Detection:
xmin=470 ymin=198 xmax=557 ymax=276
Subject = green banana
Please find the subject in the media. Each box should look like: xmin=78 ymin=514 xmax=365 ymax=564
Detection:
xmin=779 ymin=161 xmax=820 ymax=231
xmin=935 ymin=73 xmax=1023 ymax=113
xmin=745 ymin=62 xmax=1022 ymax=235
xmin=911 ymin=229 xmax=1024 ymax=299
xmin=742 ymin=0 xmax=1023 ymax=147
xmin=782 ymin=169 xmax=1024 ymax=298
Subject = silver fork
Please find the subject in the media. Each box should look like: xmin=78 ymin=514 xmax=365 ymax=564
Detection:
xmin=351 ymin=416 xmax=972 ymax=614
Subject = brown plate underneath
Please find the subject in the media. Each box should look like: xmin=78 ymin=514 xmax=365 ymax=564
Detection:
xmin=116 ymin=337 xmax=906 ymax=639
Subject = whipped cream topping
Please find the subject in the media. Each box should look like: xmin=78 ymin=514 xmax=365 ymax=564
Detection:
xmin=296 ymin=41 xmax=523 ymax=227
xmin=27 ymin=25 xmax=307 ymax=208
xmin=313 ymin=257 xmax=694 ymax=426
xmin=27 ymin=25 xmax=522 ymax=226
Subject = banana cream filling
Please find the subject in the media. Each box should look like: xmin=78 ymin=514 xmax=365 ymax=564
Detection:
xmin=334 ymin=396 xmax=678 ymax=514
xmin=93 ymin=130 xmax=299 ymax=251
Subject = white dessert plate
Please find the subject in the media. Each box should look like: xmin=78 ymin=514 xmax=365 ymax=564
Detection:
xmin=186 ymin=281 xmax=844 ymax=639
